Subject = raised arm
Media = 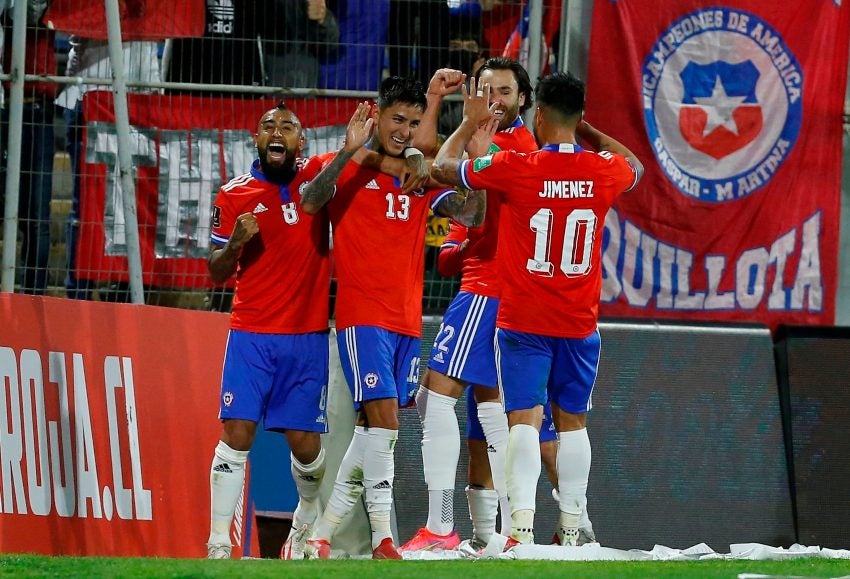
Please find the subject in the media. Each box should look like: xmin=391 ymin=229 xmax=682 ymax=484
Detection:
xmin=577 ymin=120 xmax=644 ymax=183
xmin=412 ymin=68 xmax=466 ymax=157
xmin=431 ymin=78 xmax=496 ymax=187
xmin=300 ymin=101 xmax=374 ymax=214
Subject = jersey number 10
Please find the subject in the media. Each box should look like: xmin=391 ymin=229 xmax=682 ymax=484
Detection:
xmin=526 ymin=208 xmax=597 ymax=278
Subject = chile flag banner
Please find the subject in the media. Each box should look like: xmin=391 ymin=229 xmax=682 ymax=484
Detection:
xmin=587 ymin=1 xmax=849 ymax=329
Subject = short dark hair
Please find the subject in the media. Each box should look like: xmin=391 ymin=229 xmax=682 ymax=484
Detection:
xmin=377 ymin=76 xmax=427 ymax=111
xmin=475 ymin=57 xmax=533 ymax=114
xmin=535 ymin=72 xmax=585 ymax=122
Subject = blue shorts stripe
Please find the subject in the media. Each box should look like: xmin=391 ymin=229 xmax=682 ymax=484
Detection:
xmin=346 ymin=328 xmax=361 ymax=402
xmin=447 ymin=293 xmax=485 ymax=377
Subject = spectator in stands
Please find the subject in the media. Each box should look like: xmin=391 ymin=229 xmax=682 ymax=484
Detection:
xmin=438 ymin=14 xmax=487 ymax=137
xmin=168 ymin=0 xmax=339 ymax=91
xmin=56 ymin=36 xmax=160 ymax=300
xmin=166 ymin=1 xmax=264 ymax=89
xmin=0 ymin=1 xmax=56 ymax=295
xmin=265 ymin=0 xmax=340 ymax=89
xmin=387 ymin=0 xmax=450 ymax=90
xmin=318 ymin=0 xmax=389 ymax=91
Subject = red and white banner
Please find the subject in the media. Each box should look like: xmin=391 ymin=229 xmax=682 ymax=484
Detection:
xmin=588 ymin=1 xmax=850 ymax=329
xmin=77 ymin=93 xmax=357 ymax=288
xmin=45 ymin=0 xmax=205 ymax=40
xmin=0 ymin=294 xmax=257 ymax=557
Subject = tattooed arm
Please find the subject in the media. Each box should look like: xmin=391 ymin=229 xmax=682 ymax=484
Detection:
xmin=300 ymin=101 xmax=374 ymax=214
xmin=434 ymin=188 xmax=486 ymax=228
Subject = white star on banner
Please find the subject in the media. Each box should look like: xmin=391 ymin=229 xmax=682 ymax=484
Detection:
xmin=692 ymin=76 xmax=747 ymax=136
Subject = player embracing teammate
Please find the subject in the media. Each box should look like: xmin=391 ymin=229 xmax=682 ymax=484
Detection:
xmin=430 ymin=71 xmax=643 ymax=547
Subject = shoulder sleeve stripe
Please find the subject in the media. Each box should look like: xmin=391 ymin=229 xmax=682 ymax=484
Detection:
xmin=440 ymin=240 xmax=460 ymax=249
xmin=430 ymin=188 xmax=457 ymax=212
xmin=458 ymin=159 xmax=474 ymax=190
xmin=211 ymin=232 xmax=229 ymax=245
xmin=623 ymin=158 xmax=641 ymax=192
xmin=221 ymin=172 xmax=253 ymax=192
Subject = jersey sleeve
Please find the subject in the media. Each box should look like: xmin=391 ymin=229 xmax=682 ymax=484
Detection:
xmin=458 ymin=150 xmax=519 ymax=196
xmin=437 ymin=221 xmax=468 ymax=277
xmin=604 ymin=152 xmax=641 ymax=192
xmin=429 ymin=186 xmax=460 ymax=213
xmin=300 ymin=155 xmax=327 ymax=180
xmin=210 ymin=187 xmax=234 ymax=246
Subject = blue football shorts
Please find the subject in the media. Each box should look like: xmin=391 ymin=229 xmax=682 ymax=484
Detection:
xmin=495 ymin=327 xmax=601 ymax=415
xmin=218 ymin=329 xmax=329 ymax=432
xmin=466 ymin=386 xmax=557 ymax=442
xmin=427 ymin=291 xmax=499 ymax=388
xmin=337 ymin=326 xmax=421 ymax=409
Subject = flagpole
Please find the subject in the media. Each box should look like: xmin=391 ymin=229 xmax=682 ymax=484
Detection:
xmin=1 ymin=0 xmax=28 ymax=292
xmin=523 ymin=0 xmax=545 ymax=127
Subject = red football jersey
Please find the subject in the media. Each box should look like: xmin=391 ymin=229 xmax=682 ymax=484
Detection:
xmin=460 ymin=143 xmax=639 ymax=338
xmin=453 ymin=119 xmax=538 ymax=298
xmin=326 ymin=156 xmax=455 ymax=336
xmin=210 ymin=158 xmax=330 ymax=333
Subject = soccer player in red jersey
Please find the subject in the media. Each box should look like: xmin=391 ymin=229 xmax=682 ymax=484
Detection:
xmin=205 ymin=102 xmax=333 ymax=560
xmin=299 ymin=75 xmax=486 ymax=560
xmin=402 ymin=58 xmax=537 ymax=554
xmin=432 ymin=72 xmax=644 ymax=546
xmin=404 ymin=58 xmax=592 ymax=554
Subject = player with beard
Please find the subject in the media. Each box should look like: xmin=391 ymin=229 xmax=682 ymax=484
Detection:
xmin=402 ymin=58 xmax=591 ymax=554
xmin=433 ymin=72 xmax=642 ymax=547
xmin=298 ymin=75 xmax=486 ymax=560
xmin=205 ymin=102 xmax=341 ymax=560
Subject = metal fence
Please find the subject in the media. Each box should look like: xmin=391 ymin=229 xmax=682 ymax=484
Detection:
xmin=0 ymin=0 xmax=563 ymax=314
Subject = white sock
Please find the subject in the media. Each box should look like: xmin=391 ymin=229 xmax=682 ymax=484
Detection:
xmin=313 ymin=426 xmax=368 ymax=541
xmin=465 ymin=485 xmax=498 ymax=544
xmin=363 ymin=427 xmax=398 ymax=549
xmin=208 ymin=441 xmax=249 ymax=546
xmin=417 ymin=387 xmax=460 ymax=535
xmin=290 ymin=447 xmax=326 ymax=531
xmin=506 ymin=424 xmax=540 ymax=538
xmin=477 ymin=401 xmax=509 ymax=533
xmin=580 ymin=505 xmax=592 ymax=529
xmin=557 ymin=428 xmax=591 ymax=527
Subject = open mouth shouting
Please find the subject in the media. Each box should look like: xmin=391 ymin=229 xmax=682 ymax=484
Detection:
xmin=266 ymin=142 xmax=288 ymax=164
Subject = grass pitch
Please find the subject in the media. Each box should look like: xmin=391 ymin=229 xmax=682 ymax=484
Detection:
xmin=1 ymin=555 xmax=849 ymax=578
